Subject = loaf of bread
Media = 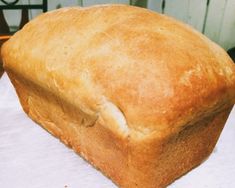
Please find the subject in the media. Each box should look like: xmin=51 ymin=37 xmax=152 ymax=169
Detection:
xmin=2 ymin=5 xmax=235 ymax=188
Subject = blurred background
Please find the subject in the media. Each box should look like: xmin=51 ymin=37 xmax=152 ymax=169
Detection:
xmin=0 ymin=0 xmax=235 ymax=51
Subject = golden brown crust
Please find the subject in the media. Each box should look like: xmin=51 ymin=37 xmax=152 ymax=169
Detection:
xmin=2 ymin=5 xmax=235 ymax=135
xmin=0 ymin=35 xmax=10 ymax=77
xmin=6 ymin=70 xmax=233 ymax=188
xmin=2 ymin=4 xmax=235 ymax=188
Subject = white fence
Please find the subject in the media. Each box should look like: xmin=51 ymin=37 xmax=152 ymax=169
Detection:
xmin=2 ymin=0 xmax=235 ymax=50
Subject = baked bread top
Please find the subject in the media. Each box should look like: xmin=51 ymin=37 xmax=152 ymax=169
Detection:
xmin=2 ymin=5 xmax=235 ymax=139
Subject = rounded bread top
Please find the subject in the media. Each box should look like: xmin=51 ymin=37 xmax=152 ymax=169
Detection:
xmin=2 ymin=4 xmax=235 ymax=137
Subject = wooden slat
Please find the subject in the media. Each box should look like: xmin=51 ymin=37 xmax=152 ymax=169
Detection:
xmin=47 ymin=0 xmax=78 ymax=10
xmin=218 ymin=0 xmax=235 ymax=50
xmin=204 ymin=0 xmax=228 ymax=44
xmin=147 ymin=0 xmax=162 ymax=13
xmin=164 ymin=0 xmax=207 ymax=32
xmin=187 ymin=0 xmax=207 ymax=32
xmin=83 ymin=0 xmax=129 ymax=7
xmin=164 ymin=0 xmax=189 ymax=23
xmin=130 ymin=0 xmax=147 ymax=8
xmin=77 ymin=0 xmax=83 ymax=6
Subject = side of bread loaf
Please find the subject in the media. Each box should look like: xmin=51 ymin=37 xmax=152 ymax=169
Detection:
xmin=6 ymin=69 xmax=233 ymax=187
xmin=0 ymin=36 xmax=10 ymax=77
xmin=2 ymin=5 xmax=235 ymax=188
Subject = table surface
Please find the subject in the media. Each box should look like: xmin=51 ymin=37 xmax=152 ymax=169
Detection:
xmin=0 ymin=73 xmax=234 ymax=188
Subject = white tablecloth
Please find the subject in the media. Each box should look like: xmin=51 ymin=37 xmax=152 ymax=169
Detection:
xmin=0 ymin=73 xmax=234 ymax=188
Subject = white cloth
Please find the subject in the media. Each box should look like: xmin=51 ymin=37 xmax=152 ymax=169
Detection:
xmin=0 ymin=73 xmax=234 ymax=188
